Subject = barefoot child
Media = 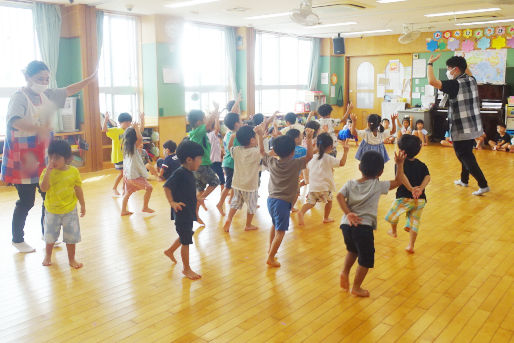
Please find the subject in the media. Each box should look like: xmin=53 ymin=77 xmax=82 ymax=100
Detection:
xmin=163 ymin=140 xmax=205 ymax=280
xmin=121 ymin=124 xmax=154 ymax=216
xmin=297 ymin=133 xmax=349 ymax=226
xmin=157 ymin=140 xmax=180 ymax=181
xmin=39 ymin=140 xmax=85 ymax=269
xmin=102 ymin=112 xmax=132 ymax=196
xmin=223 ymin=125 xmax=262 ymax=232
xmin=286 ymin=128 xmax=307 ymax=212
xmin=261 ymin=129 xmax=314 ymax=267
xmin=412 ymin=119 xmax=429 ymax=146
xmin=385 ymin=134 xmax=430 ymax=253
xmin=337 ymin=150 xmax=405 ymax=297
xmin=351 ymin=113 xmax=390 ymax=163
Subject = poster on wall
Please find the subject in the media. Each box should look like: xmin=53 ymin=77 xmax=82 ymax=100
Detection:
xmin=413 ymin=59 xmax=426 ymax=78
xmin=455 ymin=49 xmax=507 ymax=84
xmin=321 ymin=73 xmax=329 ymax=85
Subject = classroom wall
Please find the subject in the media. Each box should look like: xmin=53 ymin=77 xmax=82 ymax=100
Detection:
xmin=318 ymin=39 xmax=344 ymax=106
xmin=56 ymin=37 xmax=83 ymax=122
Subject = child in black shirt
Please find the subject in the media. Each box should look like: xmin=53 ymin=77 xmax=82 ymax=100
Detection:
xmin=163 ymin=140 xmax=204 ymax=280
xmin=385 ymin=134 xmax=430 ymax=253
xmin=157 ymin=140 xmax=180 ymax=180
xmin=488 ymin=123 xmax=511 ymax=151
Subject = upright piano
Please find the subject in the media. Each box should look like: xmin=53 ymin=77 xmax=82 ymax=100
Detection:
xmin=430 ymin=84 xmax=509 ymax=142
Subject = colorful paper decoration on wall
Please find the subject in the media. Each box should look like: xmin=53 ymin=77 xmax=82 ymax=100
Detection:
xmin=462 ymin=39 xmax=475 ymax=52
xmin=463 ymin=29 xmax=473 ymax=38
xmin=427 ymin=39 xmax=438 ymax=52
xmin=474 ymin=29 xmax=484 ymax=39
xmin=485 ymin=27 xmax=495 ymax=37
xmin=448 ymin=38 xmax=460 ymax=51
xmin=496 ymin=27 xmax=505 ymax=36
xmin=438 ymin=40 xmax=447 ymax=50
xmin=508 ymin=26 xmax=514 ymax=35
xmin=443 ymin=31 xmax=451 ymax=39
xmin=477 ymin=37 xmax=491 ymax=50
xmin=491 ymin=36 xmax=506 ymax=49
xmin=433 ymin=31 xmax=442 ymax=40
xmin=453 ymin=30 xmax=461 ymax=38
xmin=507 ymin=36 xmax=514 ymax=49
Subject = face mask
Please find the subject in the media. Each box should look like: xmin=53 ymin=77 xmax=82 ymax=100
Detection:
xmin=446 ymin=68 xmax=455 ymax=80
xmin=30 ymin=82 xmax=48 ymax=95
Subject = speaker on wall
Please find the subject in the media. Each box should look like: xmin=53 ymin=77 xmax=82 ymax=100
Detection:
xmin=333 ymin=33 xmax=345 ymax=55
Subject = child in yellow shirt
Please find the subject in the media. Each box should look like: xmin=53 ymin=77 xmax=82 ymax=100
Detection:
xmin=39 ymin=140 xmax=85 ymax=269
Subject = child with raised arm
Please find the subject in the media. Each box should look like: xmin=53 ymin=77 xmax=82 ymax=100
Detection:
xmin=163 ymin=140 xmax=205 ymax=280
xmin=351 ymin=113 xmax=390 ymax=163
xmin=297 ymin=133 xmax=349 ymax=226
xmin=337 ymin=150 xmax=406 ymax=297
xmin=382 ymin=114 xmax=398 ymax=144
xmin=385 ymin=134 xmax=430 ymax=253
xmin=121 ymin=123 xmax=154 ymax=216
xmin=223 ymin=125 xmax=262 ymax=232
xmin=261 ymin=128 xmax=314 ymax=268
xmin=40 ymin=140 xmax=85 ymax=269
xmin=207 ymin=103 xmax=225 ymax=192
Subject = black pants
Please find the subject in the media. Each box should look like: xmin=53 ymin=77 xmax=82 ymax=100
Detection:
xmin=12 ymin=184 xmax=45 ymax=243
xmin=453 ymin=139 xmax=488 ymax=188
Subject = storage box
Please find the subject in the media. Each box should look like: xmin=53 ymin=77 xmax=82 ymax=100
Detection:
xmin=508 ymin=96 xmax=514 ymax=105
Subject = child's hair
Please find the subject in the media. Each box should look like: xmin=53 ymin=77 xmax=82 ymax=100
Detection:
xmin=286 ymin=128 xmax=301 ymax=141
xmin=187 ymin=110 xmax=205 ymax=127
xmin=367 ymin=114 xmax=384 ymax=133
xmin=402 ymin=117 xmax=410 ymax=125
xmin=123 ymin=128 xmax=137 ymax=156
xmin=398 ymin=134 xmax=422 ymax=159
xmin=285 ymin=112 xmax=297 ymax=124
xmin=381 ymin=118 xmax=390 ymax=124
xmin=118 ymin=112 xmax=132 ymax=124
xmin=317 ymin=104 xmax=333 ymax=117
xmin=253 ymin=113 xmax=264 ymax=126
xmin=224 ymin=112 xmax=240 ymax=130
xmin=236 ymin=125 xmax=256 ymax=146
xmin=272 ymin=135 xmax=295 ymax=158
xmin=48 ymin=139 xmax=72 ymax=159
xmin=226 ymin=100 xmax=236 ymax=112
xmin=176 ymin=140 xmax=204 ymax=164
xmin=316 ymin=133 xmax=333 ymax=160
xmin=416 ymin=119 xmax=424 ymax=126
xmin=163 ymin=140 xmax=177 ymax=154
xmin=305 ymin=120 xmax=320 ymax=136
xmin=360 ymin=151 xmax=384 ymax=178
xmin=498 ymin=123 xmax=507 ymax=129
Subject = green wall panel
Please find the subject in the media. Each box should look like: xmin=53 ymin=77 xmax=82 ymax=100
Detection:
xmin=156 ymin=42 xmax=184 ymax=117
xmin=142 ymin=43 xmax=159 ymax=117
xmin=236 ymin=49 xmax=246 ymax=111
xmin=56 ymin=37 xmax=83 ymax=124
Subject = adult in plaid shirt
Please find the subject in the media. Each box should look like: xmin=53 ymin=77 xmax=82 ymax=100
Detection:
xmin=428 ymin=55 xmax=489 ymax=196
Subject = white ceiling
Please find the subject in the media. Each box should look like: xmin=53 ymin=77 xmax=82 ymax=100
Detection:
xmin=63 ymin=0 xmax=514 ymax=37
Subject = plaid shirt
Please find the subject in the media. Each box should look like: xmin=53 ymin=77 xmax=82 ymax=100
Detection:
xmin=448 ymin=74 xmax=483 ymax=142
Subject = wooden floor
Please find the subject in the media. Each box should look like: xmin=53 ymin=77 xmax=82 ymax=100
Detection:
xmin=0 ymin=144 xmax=513 ymax=342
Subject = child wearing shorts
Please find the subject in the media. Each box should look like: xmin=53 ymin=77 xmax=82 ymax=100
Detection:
xmin=163 ymin=140 xmax=205 ymax=280
xmin=39 ymin=140 xmax=85 ymax=269
xmin=385 ymin=134 xmax=430 ymax=253
xmin=260 ymin=128 xmax=314 ymax=268
xmin=337 ymin=150 xmax=405 ymax=297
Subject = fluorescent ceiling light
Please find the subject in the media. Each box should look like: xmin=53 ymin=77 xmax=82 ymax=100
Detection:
xmin=456 ymin=18 xmax=514 ymax=26
xmin=307 ymin=22 xmax=357 ymax=29
xmin=425 ymin=8 xmax=500 ymax=17
xmin=377 ymin=0 xmax=406 ymax=3
xmin=165 ymin=0 xmax=219 ymax=9
xmin=245 ymin=12 xmax=290 ymax=20
xmin=342 ymin=29 xmax=392 ymax=36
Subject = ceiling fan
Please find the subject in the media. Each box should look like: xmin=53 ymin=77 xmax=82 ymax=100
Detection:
xmin=398 ymin=24 xmax=421 ymax=44
xmin=290 ymin=0 xmax=320 ymax=26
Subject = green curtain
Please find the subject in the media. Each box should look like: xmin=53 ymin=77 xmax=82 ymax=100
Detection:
xmin=225 ymin=27 xmax=237 ymax=99
xmin=96 ymin=10 xmax=104 ymax=63
xmin=308 ymin=38 xmax=320 ymax=91
xmin=33 ymin=3 xmax=62 ymax=89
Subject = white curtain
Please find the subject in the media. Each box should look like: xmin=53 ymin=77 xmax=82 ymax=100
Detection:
xmin=308 ymin=38 xmax=320 ymax=91
xmin=33 ymin=3 xmax=62 ymax=89
xmin=225 ymin=26 xmax=237 ymax=98
xmin=96 ymin=10 xmax=104 ymax=62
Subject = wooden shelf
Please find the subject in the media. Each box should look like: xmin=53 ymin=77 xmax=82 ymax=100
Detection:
xmin=55 ymin=131 xmax=84 ymax=137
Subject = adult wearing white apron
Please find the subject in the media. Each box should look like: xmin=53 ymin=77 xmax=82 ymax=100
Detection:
xmin=2 ymin=61 xmax=96 ymax=253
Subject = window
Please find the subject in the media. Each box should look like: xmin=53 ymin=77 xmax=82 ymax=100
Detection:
xmin=255 ymin=32 xmax=313 ymax=114
xmin=0 ymin=4 xmax=39 ymax=136
xmin=356 ymin=62 xmax=374 ymax=109
xmin=98 ymin=14 xmax=140 ymax=119
xmin=181 ymin=23 xmax=231 ymax=115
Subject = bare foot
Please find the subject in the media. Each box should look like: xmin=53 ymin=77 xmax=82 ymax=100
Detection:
xmin=267 ymin=259 xmax=281 ymax=268
xmin=198 ymin=197 xmax=207 ymax=211
xmin=340 ymin=273 xmax=349 ymax=291
xmin=244 ymin=225 xmax=258 ymax=231
xmin=387 ymin=230 xmax=397 ymax=238
xmin=121 ymin=211 xmax=133 ymax=216
xmin=42 ymin=257 xmax=52 ymax=266
xmin=69 ymin=260 xmax=83 ymax=269
xmin=216 ymin=203 xmax=225 ymax=216
xmin=404 ymin=227 xmax=411 ymax=232
xmin=112 ymin=189 xmax=120 ymax=196
xmin=405 ymin=246 xmax=415 ymax=254
xmin=297 ymin=211 xmax=305 ymax=226
xmin=223 ymin=221 xmax=231 ymax=233
xmin=351 ymin=287 xmax=370 ymax=297
xmin=323 ymin=218 xmax=334 ymax=224
xmin=142 ymin=207 xmax=155 ymax=213
xmin=164 ymin=249 xmax=177 ymax=263
xmin=291 ymin=208 xmax=299 ymax=213
xmin=183 ymin=269 xmax=202 ymax=280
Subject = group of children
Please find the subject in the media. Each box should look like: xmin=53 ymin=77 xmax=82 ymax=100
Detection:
xmin=41 ymin=100 xmax=431 ymax=297
xmin=441 ymin=121 xmax=513 ymax=152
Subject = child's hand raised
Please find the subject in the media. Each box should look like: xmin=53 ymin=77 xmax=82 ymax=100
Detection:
xmin=339 ymin=139 xmax=350 ymax=152
xmin=253 ymin=124 xmax=264 ymax=136
xmin=305 ymin=127 xmax=314 ymax=139
xmin=171 ymin=201 xmax=186 ymax=212
xmin=391 ymin=113 xmax=398 ymax=121
xmin=350 ymin=113 xmax=357 ymax=123
xmin=346 ymin=102 xmax=353 ymax=114
xmin=394 ymin=150 xmax=406 ymax=164
xmin=346 ymin=212 xmax=362 ymax=227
